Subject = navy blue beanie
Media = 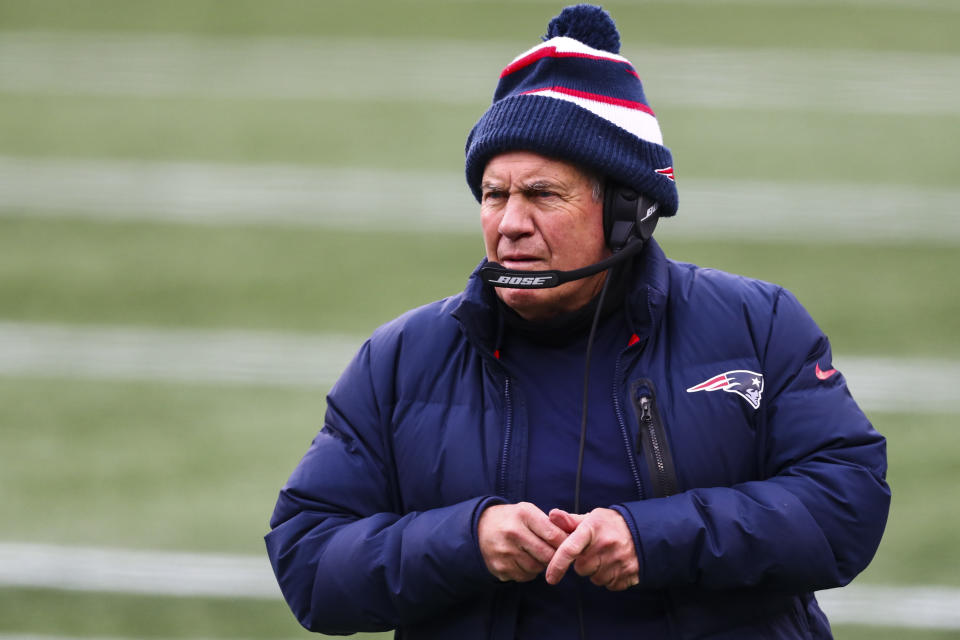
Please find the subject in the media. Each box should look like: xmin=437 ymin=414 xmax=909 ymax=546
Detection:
xmin=465 ymin=4 xmax=678 ymax=217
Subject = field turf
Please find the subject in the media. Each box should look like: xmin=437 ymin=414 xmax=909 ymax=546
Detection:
xmin=1 ymin=1 xmax=958 ymax=638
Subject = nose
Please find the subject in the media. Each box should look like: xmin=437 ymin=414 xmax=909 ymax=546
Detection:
xmin=497 ymin=193 xmax=536 ymax=240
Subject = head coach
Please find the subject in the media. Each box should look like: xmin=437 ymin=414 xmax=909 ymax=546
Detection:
xmin=265 ymin=5 xmax=890 ymax=639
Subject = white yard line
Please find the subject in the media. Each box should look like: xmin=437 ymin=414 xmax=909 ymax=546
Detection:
xmin=0 ymin=322 xmax=359 ymax=389
xmin=0 ymin=542 xmax=958 ymax=630
xmin=823 ymin=584 xmax=960 ymax=630
xmin=2 ymin=157 xmax=959 ymax=244
xmin=0 ymin=322 xmax=957 ymax=414
xmin=0 ymin=157 xmax=474 ymax=233
xmin=0 ymin=543 xmax=279 ymax=599
xmin=1 ymin=32 xmax=959 ymax=115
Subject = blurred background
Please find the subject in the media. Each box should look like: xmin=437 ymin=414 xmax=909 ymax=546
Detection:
xmin=1 ymin=1 xmax=958 ymax=638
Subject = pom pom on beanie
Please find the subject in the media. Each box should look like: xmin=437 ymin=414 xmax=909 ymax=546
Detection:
xmin=544 ymin=4 xmax=620 ymax=54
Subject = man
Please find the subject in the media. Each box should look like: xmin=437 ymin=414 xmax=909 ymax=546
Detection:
xmin=266 ymin=5 xmax=889 ymax=639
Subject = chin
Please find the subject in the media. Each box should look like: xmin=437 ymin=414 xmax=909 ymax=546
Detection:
xmin=498 ymin=287 xmax=541 ymax=308
xmin=496 ymin=273 xmax=607 ymax=321
xmin=497 ymin=288 xmax=560 ymax=321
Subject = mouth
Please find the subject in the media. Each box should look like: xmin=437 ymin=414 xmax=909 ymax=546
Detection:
xmin=499 ymin=254 xmax=544 ymax=270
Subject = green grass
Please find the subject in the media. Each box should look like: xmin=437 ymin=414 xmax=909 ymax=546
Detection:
xmin=3 ymin=93 xmax=958 ymax=188
xmin=1 ymin=217 xmax=956 ymax=357
xmin=0 ymin=588 xmax=389 ymax=639
xmin=0 ymin=217 xmax=480 ymax=336
xmin=0 ymin=94 xmax=482 ymax=173
xmin=1 ymin=0 xmax=957 ymax=636
xmin=0 ymin=588 xmax=955 ymax=640
xmin=662 ymin=108 xmax=960 ymax=188
xmin=6 ymin=584 xmax=953 ymax=640
xmin=833 ymin=627 xmax=960 ymax=640
xmin=856 ymin=413 xmax=960 ymax=587
xmin=0 ymin=377 xmax=323 ymax=552
xmin=1 ymin=0 xmax=957 ymax=53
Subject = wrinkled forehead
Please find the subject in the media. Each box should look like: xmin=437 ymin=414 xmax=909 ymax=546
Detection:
xmin=480 ymin=151 xmax=599 ymax=189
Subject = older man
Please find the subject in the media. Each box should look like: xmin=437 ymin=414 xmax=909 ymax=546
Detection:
xmin=266 ymin=5 xmax=889 ymax=639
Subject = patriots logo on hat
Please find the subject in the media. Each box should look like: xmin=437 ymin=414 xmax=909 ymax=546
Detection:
xmin=655 ymin=166 xmax=675 ymax=181
xmin=687 ymin=370 xmax=764 ymax=409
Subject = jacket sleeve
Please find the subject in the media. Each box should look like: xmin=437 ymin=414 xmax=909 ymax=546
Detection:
xmin=613 ymin=287 xmax=890 ymax=592
xmin=264 ymin=337 xmax=498 ymax=634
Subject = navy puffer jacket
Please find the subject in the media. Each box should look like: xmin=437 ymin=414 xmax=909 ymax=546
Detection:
xmin=266 ymin=239 xmax=889 ymax=639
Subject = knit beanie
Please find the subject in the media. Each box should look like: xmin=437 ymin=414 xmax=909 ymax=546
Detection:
xmin=465 ymin=4 xmax=678 ymax=217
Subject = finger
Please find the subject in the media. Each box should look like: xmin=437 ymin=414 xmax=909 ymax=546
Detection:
xmin=513 ymin=551 xmax=546 ymax=577
xmin=606 ymin=572 xmax=640 ymax=592
xmin=589 ymin=560 xmax=621 ymax=588
xmin=545 ymin=522 xmax=595 ymax=585
xmin=573 ymin=552 xmax=603 ymax=578
xmin=548 ymin=509 xmax=584 ymax=534
xmin=513 ymin=570 xmax=540 ymax=583
xmin=525 ymin=509 xmax=571 ymax=549
xmin=520 ymin=536 xmax=561 ymax=566
xmin=590 ymin=553 xmax=638 ymax=590
xmin=488 ymin=550 xmax=542 ymax=583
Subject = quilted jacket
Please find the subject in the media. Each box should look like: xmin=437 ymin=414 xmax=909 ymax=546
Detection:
xmin=266 ymin=239 xmax=890 ymax=639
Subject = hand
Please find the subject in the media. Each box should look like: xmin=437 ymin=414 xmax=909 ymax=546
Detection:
xmin=477 ymin=502 xmax=569 ymax=582
xmin=544 ymin=508 xmax=640 ymax=591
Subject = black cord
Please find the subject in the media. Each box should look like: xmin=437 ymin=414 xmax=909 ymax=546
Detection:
xmin=574 ymin=268 xmax=613 ymax=514
xmin=573 ymin=267 xmax=614 ymax=640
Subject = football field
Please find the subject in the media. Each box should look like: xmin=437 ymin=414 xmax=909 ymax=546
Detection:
xmin=1 ymin=1 xmax=959 ymax=638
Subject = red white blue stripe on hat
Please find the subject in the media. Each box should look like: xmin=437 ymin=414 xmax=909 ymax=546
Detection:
xmin=501 ymin=37 xmax=633 ymax=76
xmin=496 ymin=36 xmax=665 ymax=147
xmin=519 ymin=86 xmax=663 ymax=145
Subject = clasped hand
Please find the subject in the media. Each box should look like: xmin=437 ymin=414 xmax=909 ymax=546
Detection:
xmin=477 ymin=502 xmax=640 ymax=591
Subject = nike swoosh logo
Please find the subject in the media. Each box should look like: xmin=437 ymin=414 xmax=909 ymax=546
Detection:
xmin=815 ymin=363 xmax=838 ymax=380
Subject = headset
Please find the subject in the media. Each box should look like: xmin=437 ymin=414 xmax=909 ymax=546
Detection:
xmin=479 ymin=181 xmax=660 ymax=289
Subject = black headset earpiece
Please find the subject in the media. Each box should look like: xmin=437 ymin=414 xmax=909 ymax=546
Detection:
xmin=602 ymin=181 xmax=660 ymax=252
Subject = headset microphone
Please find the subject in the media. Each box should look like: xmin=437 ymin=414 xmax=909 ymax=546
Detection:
xmin=479 ymin=184 xmax=660 ymax=289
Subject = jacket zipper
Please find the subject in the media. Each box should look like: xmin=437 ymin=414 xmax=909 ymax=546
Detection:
xmin=632 ymin=384 xmax=679 ymax=498
xmin=497 ymin=376 xmax=513 ymax=497
xmin=638 ymin=397 xmax=666 ymax=477
xmin=613 ymin=353 xmax=645 ymax=501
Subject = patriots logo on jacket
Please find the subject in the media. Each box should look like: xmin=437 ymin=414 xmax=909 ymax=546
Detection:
xmin=687 ymin=370 xmax=764 ymax=409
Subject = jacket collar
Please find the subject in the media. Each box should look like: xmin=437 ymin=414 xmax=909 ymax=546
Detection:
xmin=452 ymin=238 xmax=670 ymax=354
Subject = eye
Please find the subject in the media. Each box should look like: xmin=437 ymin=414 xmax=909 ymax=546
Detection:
xmin=523 ymin=185 xmax=560 ymax=200
xmin=482 ymin=189 xmax=507 ymax=202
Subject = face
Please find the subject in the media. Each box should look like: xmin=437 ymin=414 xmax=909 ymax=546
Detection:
xmin=480 ymin=151 xmax=610 ymax=321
